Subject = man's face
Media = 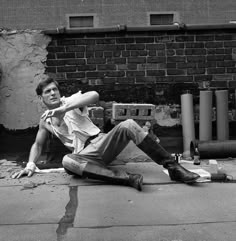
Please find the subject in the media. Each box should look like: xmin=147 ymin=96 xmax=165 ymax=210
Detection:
xmin=41 ymin=82 xmax=61 ymax=108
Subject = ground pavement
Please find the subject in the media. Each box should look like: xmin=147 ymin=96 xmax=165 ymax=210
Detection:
xmin=0 ymin=142 xmax=236 ymax=241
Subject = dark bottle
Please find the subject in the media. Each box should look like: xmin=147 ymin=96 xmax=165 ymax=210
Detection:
xmin=193 ymin=147 xmax=200 ymax=165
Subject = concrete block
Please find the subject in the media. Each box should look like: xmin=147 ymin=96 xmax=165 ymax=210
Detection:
xmin=208 ymin=159 xmax=218 ymax=173
xmin=112 ymin=103 xmax=155 ymax=121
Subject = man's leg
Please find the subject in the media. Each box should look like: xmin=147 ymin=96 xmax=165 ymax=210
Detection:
xmin=82 ymin=119 xmax=147 ymax=165
xmin=137 ymin=134 xmax=200 ymax=183
xmin=62 ymin=119 xmax=145 ymax=190
xmin=86 ymin=119 xmax=199 ymax=184
xmin=62 ymin=154 xmax=143 ymax=191
xmin=63 ymin=119 xmax=199 ymax=188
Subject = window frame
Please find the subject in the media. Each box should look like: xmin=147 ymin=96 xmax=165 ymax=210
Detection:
xmin=147 ymin=11 xmax=180 ymax=26
xmin=66 ymin=13 xmax=98 ymax=29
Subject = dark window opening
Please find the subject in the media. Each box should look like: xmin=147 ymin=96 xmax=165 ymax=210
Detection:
xmin=69 ymin=16 xmax=94 ymax=28
xmin=150 ymin=14 xmax=174 ymax=25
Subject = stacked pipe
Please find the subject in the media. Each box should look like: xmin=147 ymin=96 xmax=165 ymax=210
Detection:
xmin=190 ymin=89 xmax=236 ymax=159
xmin=215 ymin=90 xmax=229 ymax=140
xmin=199 ymin=90 xmax=213 ymax=141
xmin=181 ymin=93 xmax=195 ymax=158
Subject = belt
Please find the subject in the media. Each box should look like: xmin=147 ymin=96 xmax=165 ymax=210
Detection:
xmin=84 ymin=134 xmax=99 ymax=148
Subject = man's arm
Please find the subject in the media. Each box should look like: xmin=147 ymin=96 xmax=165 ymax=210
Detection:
xmin=41 ymin=91 xmax=99 ymax=121
xmin=63 ymin=91 xmax=99 ymax=112
xmin=12 ymin=120 xmax=48 ymax=178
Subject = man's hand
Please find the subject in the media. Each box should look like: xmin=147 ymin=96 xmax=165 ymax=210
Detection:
xmin=11 ymin=168 xmax=34 ymax=179
xmin=11 ymin=162 xmax=36 ymax=179
xmin=41 ymin=106 xmax=66 ymax=121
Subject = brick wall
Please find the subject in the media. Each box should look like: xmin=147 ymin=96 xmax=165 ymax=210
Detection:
xmin=2 ymin=29 xmax=236 ymax=152
xmin=46 ymin=29 xmax=236 ymax=106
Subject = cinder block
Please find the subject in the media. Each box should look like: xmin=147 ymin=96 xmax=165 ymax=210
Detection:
xmin=112 ymin=103 xmax=155 ymax=120
xmin=208 ymin=159 xmax=218 ymax=174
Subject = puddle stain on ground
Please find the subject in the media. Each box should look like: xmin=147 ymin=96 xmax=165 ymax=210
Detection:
xmin=56 ymin=186 xmax=79 ymax=241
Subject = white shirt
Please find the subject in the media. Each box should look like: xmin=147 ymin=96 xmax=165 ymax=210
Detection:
xmin=48 ymin=93 xmax=100 ymax=153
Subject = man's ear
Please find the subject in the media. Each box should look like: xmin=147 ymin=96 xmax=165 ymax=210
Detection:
xmin=38 ymin=95 xmax=43 ymax=102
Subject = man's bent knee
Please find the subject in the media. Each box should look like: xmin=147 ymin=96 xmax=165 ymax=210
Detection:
xmin=119 ymin=119 xmax=137 ymax=129
xmin=62 ymin=154 xmax=87 ymax=176
xmin=118 ymin=119 xmax=147 ymax=144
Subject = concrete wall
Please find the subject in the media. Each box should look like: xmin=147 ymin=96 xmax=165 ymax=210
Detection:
xmin=0 ymin=0 xmax=236 ymax=30
xmin=0 ymin=31 xmax=51 ymax=129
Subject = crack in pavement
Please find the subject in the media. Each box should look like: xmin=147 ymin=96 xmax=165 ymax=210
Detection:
xmin=56 ymin=186 xmax=78 ymax=241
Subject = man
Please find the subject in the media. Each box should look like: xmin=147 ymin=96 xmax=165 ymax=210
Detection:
xmin=12 ymin=77 xmax=200 ymax=191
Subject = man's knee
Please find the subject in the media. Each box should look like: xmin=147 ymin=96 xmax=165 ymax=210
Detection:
xmin=119 ymin=119 xmax=144 ymax=133
xmin=62 ymin=154 xmax=74 ymax=168
xmin=119 ymin=119 xmax=137 ymax=129
xmin=118 ymin=119 xmax=147 ymax=144
xmin=62 ymin=154 xmax=87 ymax=176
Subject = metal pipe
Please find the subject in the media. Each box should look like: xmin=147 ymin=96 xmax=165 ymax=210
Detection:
xmin=43 ymin=26 xmax=126 ymax=35
xmin=190 ymin=140 xmax=236 ymax=159
xmin=126 ymin=25 xmax=179 ymax=31
xmin=199 ymin=90 xmax=213 ymax=141
xmin=181 ymin=93 xmax=195 ymax=158
xmin=43 ymin=23 xmax=236 ymax=35
xmin=215 ymin=90 xmax=229 ymax=140
xmin=185 ymin=23 xmax=236 ymax=30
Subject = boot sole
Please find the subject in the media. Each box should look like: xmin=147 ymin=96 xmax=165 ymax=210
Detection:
xmin=170 ymin=175 xmax=200 ymax=184
xmin=133 ymin=175 xmax=143 ymax=191
xmin=183 ymin=176 xmax=200 ymax=184
xmin=138 ymin=175 xmax=143 ymax=191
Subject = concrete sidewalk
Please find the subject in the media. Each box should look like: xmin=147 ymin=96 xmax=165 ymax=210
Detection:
xmin=0 ymin=144 xmax=236 ymax=241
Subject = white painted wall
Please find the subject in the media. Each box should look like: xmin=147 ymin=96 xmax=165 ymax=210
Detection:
xmin=0 ymin=31 xmax=51 ymax=129
xmin=0 ymin=0 xmax=235 ymax=29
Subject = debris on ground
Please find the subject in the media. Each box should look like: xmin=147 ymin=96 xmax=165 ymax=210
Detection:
xmin=21 ymin=180 xmax=46 ymax=190
xmin=0 ymin=159 xmax=17 ymax=166
xmin=22 ymin=181 xmax=38 ymax=189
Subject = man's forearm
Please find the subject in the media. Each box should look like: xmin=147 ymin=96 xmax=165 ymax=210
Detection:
xmin=28 ymin=143 xmax=42 ymax=164
xmin=25 ymin=143 xmax=42 ymax=172
xmin=63 ymin=91 xmax=99 ymax=112
xmin=41 ymin=91 xmax=99 ymax=122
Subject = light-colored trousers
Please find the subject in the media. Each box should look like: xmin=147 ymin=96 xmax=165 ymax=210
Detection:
xmin=62 ymin=119 xmax=147 ymax=176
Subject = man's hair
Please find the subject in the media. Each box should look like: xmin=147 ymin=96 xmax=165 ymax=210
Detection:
xmin=36 ymin=77 xmax=60 ymax=96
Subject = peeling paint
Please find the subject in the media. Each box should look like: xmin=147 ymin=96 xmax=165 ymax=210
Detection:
xmin=155 ymin=105 xmax=181 ymax=126
xmin=0 ymin=31 xmax=51 ymax=129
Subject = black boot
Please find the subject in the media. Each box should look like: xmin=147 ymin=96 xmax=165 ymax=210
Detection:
xmin=138 ymin=134 xmax=200 ymax=184
xmin=163 ymin=161 xmax=200 ymax=184
xmin=82 ymin=163 xmax=143 ymax=191
xmin=63 ymin=155 xmax=143 ymax=191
